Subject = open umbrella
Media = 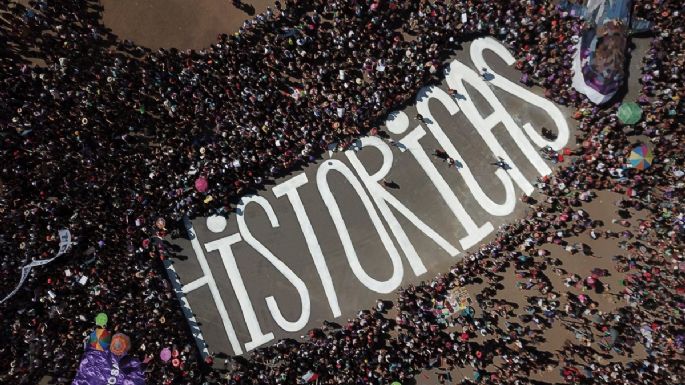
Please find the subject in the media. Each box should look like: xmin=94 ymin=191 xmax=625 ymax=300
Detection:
xmin=88 ymin=328 xmax=112 ymax=352
xmin=629 ymin=144 xmax=654 ymax=170
xmin=195 ymin=176 xmax=208 ymax=192
xmin=160 ymin=347 xmax=171 ymax=362
xmin=110 ymin=333 xmax=131 ymax=356
xmin=617 ymin=102 xmax=642 ymax=125
xmin=302 ymin=371 xmax=319 ymax=383
xmin=608 ymin=328 xmax=619 ymax=344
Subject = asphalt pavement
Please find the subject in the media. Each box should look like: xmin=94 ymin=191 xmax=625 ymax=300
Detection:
xmin=167 ymin=39 xmax=579 ymax=358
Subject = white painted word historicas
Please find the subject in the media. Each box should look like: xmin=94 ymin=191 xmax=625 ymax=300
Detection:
xmin=168 ymin=38 xmax=570 ymax=356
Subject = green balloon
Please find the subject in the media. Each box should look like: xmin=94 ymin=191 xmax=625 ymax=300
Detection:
xmin=391 ymin=382 xmax=402 ymax=385
xmin=95 ymin=313 xmax=108 ymax=327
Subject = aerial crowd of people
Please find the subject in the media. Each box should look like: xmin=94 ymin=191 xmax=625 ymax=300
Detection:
xmin=0 ymin=0 xmax=683 ymax=384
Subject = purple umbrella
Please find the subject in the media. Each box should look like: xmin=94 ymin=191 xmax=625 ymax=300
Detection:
xmin=194 ymin=176 xmax=208 ymax=192
xmin=160 ymin=347 xmax=171 ymax=362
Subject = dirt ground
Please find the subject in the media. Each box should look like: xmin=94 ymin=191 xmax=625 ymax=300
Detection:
xmin=419 ymin=188 xmax=650 ymax=384
xmin=100 ymin=0 xmax=272 ymax=49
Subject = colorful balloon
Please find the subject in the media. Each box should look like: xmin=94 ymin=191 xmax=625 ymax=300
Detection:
xmin=95 ymin=313 xmax=108 ymax=327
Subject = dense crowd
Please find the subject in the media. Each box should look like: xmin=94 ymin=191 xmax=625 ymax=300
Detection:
xmin=0 ymin=0 xmax=683 ymax=384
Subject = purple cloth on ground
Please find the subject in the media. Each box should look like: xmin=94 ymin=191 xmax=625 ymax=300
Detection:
xmin=72 ymin=344 xmax=145 ymax=385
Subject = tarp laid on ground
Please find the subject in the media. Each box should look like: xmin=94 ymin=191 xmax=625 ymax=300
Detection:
xmin=567 ymin=0 xmax=635 ymax=104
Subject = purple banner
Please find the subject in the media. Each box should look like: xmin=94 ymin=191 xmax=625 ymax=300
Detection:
xmin=72 ymin=345 xmax=145 ymax=385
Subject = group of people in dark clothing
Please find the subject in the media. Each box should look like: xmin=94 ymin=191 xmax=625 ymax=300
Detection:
xmin=0 ymin=0 xmax=683 ymax=384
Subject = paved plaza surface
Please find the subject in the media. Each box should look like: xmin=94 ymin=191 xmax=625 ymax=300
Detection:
xmin=166 ymin=39 xmax=579 ymax=358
